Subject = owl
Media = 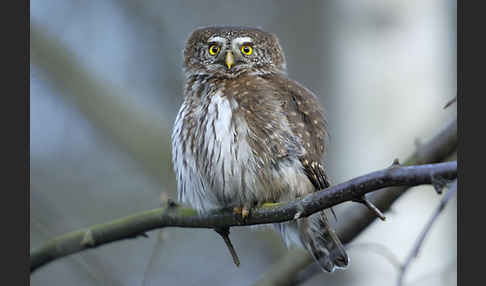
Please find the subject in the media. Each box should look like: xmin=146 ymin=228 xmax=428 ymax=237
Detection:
xmin=171 ymin=26 xmax=348 ymax=272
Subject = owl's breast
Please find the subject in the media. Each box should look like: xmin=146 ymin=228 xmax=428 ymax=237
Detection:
xmin=172 ymin=83 xmax=315 ymax=212
xmin=172 ymin=89 xmax=257 ymax=211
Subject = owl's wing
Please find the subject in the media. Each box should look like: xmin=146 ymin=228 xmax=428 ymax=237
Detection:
xmin=229 ymin=74 xmax=330 ymax=190
xmin=269 ymin=75 xmax=331 ymax=190
xmin=228 ymin=75 xmax=305 ymax=167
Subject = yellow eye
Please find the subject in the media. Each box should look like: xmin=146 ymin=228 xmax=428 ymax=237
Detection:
xmin=241 ymin=45 xmax=253 ymax=55
xmin=209 ymin=45 xmax=220 ymax=55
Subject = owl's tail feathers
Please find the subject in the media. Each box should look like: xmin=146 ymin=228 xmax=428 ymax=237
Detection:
xmin=298 ymin=211 xmax=349 ymax=272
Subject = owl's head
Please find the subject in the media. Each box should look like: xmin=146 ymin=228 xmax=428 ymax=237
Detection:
xmin=183 ymin=26 xmax=287 ymax=77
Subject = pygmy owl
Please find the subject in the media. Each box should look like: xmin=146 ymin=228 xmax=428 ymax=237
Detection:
xmin=172 ymin=26 xmax=348 ymax=272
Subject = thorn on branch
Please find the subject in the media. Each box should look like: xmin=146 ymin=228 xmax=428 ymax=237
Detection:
xmin=167 ymin=198 xmax=178 ymax=208
xmin=294 ymin=202 xmax=305 ymax=219
xmin=389 ymin=158 xmax=401 ymax=169
xmin=160 ymin=192 xmax=178 ymax=208
xmin=431 ymin=175 xmax=451 ymax=195
xmin=353 ymin=195 xmax=386 ymax=221
xmin=81 ymin=230 xmax=95 ymax=247
xmin=433 ymin=183 xmax=444 ymax=195
xmin=214 ymin=227 xmax=241 ymax=267
xmin=125 ymin=232 xmax=150 ymax=240
xmin=443 ymin=97 xmax=457 ymax=109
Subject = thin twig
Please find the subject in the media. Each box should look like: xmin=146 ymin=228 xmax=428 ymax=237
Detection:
xmin=214 ymin=227 xmax=241 ymax=267
xmin=397 ymin=179 xmax=457 ymax=286
xmin=443 ymin=97 xmax=457 ymax=109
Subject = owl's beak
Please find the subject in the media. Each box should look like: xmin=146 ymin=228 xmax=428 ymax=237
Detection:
xmin=225 ymin=51 xmax=234 ymax=69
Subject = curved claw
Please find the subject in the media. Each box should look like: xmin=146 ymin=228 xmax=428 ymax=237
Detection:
xmin=233 ymin=206 xmax=251 ymax=220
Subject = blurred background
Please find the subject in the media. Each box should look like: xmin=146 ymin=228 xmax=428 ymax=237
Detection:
xmin=30 ymin=1 xmax=457 ymax=285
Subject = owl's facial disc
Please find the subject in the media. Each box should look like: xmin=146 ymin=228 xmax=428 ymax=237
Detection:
xmin=184 ymin=26 xmax=287 ymax=77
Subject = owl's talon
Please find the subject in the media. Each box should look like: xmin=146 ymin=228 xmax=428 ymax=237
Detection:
xmin=233 ymin=206 xmax=242 ymax=215
xmin=241 ymin=206 xmax=250 ymax=219
xmin=233 ymin=206 xmax=250 ymax=222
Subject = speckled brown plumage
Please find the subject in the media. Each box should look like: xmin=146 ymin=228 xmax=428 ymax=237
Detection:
xmin=172 ymin=26 xmax=348 ymax=272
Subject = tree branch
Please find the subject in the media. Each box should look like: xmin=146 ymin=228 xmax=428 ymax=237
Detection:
xmin=30 ymin=161 xmax=456 ymax=273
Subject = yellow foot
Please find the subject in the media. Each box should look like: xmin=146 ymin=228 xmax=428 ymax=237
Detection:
xmin=232 ymin=206 xmax=242 ymax=215
xmin=242 ymin=207 xmax=249 ymax=219
xmin=233 ymin=206 xmax=250 ymax=220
